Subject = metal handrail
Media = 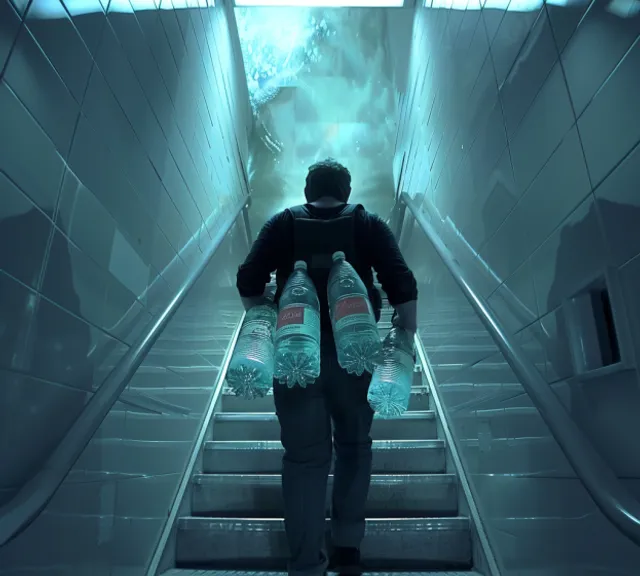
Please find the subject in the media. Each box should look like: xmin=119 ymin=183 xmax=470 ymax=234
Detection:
xmin=0 ymin=198 xmax=248 ymax=547
xmin=401 ymin=191 xmax=640 ymax=547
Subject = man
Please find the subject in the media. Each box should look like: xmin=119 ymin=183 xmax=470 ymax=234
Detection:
xmin=236 ymin=158 xmax=418 ymax=576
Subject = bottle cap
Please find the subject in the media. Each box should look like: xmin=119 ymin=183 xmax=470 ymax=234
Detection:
xmin=294 ymin=260 xmax=307 ymax=270
xmin=332 ymin=251 xmax=346 ymax=262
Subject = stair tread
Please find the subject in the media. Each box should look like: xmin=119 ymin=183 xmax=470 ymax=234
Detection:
xmin=221 ymin=386 xmax=430 ymax=396
xmin=191 ymin=473 xmax=458 ymax=517
xmin=206 ymin=439 xmax=444 ymax=449
xmin=176 ymin=517 xmax=472 ymax=568
xmin=179 ymin=516 xmax=469 ymax=527
xmin=221 ymin=387 xmax=430 ymax=413
xmin=162 ymin=568 xmax=481 ymax=576
xmin=193 ymin=473 xmax=456 ymax=482
xmin=212 ymin=411 xmax=438 ymax=442
xmin=214 ymin=410 xmax=435 ymax=421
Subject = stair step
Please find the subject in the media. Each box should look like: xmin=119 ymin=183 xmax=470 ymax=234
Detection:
xmin=212 ymin=411 xmax=438 ymax=441
xmin=220 ymin=387 xmax=430 ymax=413
xmin=203 ymin=439 xmax=446 ymax=474
xmin=192 ymin=473 xmax=458 ymax=517
xmin=432 ymin=361 xmax=518 ymax=385
xmin=423 ymin=345 xmax=497 ymax=367
xmin=175 ymin=517 xmax=472 ymax=569
xmin=162 ymin=568 xmax=481 ymax=576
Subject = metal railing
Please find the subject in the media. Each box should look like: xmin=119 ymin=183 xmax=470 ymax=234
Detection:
xmin=401 ymin=192 xmax=640 ymax=547
xmin=0 ymin=198 xmax=248 ymax=548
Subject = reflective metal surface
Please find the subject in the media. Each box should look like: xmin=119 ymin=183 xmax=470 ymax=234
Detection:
xmin=146 ymin=309 xmax=246 ymax=576
xmin=402 ymin=192 xmax=640 ymax=547
xmin=0 ymin=0 xmax=252 ymax=569
xmin=395 ymin=0 xmax=640 ymax=570
xmin=191 ymin=473 xmax=458 ymax=516
xmin=175 ymin=298 xmax=474 ymax=572
xmin=203 ymin=439 xmax=447 ymax=474
xmin=176 ymin=517 xmax=472 ymax=569
xmin=0 ymin=199 xmax=247 ymax=549
xmin=212 ymin=409 xmax=438 ymax=441
xmin=163 ymin=568 xmax=480 ymax=576
xmin=220 ymin=385 xmax=430 ymax=412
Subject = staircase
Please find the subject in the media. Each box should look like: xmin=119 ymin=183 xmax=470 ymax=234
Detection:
xmin=165 ymin=302 xmax=481 ymax=575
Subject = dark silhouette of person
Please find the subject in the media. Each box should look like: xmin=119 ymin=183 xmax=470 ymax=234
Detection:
xmin=237 ymin=159 xmax=418 ymax=576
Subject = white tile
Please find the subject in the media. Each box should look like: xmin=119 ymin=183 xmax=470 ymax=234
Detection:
xmin=465 ymin=54 xmax=498 ymax=151
xmin=479 ymin=192 xmax=532 ymax=280
xmin=491 ymin=5 xmax=544 ymax=86
xmin=0 ymin=0 xmax=20 ymax=72
xmin=499 ymin=10 xmax=559 ymax=138
xmin=464 ymin=147 xmax=518 ymax=250
xmin=115 ymin=473 xmax=181 ymax=518
xmin=5 ymin=26 xmax=80 ymax=157
xmin=0 ymin=80 xmax=65 ymax=212
xmin=531 ymin=194 xmax=608 ymax=317
xmin=469 ymin=99 xmax=508 ymax=184
xmin=540 ymin=306 xmax=574 ymax=383
xmin=56 ymin=168 xmax=117 ymax=271
xmin=578 ymin=36 xmax=640 ymax=186
xmin=546 ymin=0 xmax=591 ymax=53
xmin=0 ymin=371 xmax=91 ymax=490
xmin=563 ymin=368 xmax=640 ymax=477
xmin=516 ymin=126 xmax=592 ymax=252
xmin=0 ymin=510 xmax=113 ymax=570
xmin=594 ymin=143 xmax=640 ymax=267
xmin=0 ymin=171 xmax=53 ymax=289
xmin=112 ymin=516 xmax=164 ymax=568
xmin=509 ymin=61 xmax=575 ymax=192
xmin=487 ymin=258 xmax=538 ymax=334
xmin=26 ymin=0 xmax=94 ymax=104
xmin=620 ymin=253 xmax=640 ymax=369
xmin=515 ymin=319 xmax=548 ymax=377
xmin=561 ymin=0 xmax=640 ymax=117
xmin=483 ymin=3 xmax=506 ymax=44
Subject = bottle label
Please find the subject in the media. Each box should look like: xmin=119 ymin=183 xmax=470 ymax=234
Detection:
xmin=333 ymin=295 xmax=373 ymax=331
xmin=276 ymin=304 xmax=320 ymax=342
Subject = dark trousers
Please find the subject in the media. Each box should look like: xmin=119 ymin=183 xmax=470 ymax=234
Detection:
xmin=273 ymin=335 xmax=374 ymax=576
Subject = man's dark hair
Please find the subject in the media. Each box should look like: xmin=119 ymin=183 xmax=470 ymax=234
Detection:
xmin=304 ymin=158 xmax=352 ymax=203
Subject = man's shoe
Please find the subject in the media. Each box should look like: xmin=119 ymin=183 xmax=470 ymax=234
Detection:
xmin=330 ymin=546 xmax=363 ymax=576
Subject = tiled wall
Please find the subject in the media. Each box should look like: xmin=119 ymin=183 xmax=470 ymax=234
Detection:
xmin=396 ymin=0 xmax=640 ymax=573
xmin=0 ymin=0 xmax=250 ymax=514
xmin=0 ymin=220 xmax=247 ymax=574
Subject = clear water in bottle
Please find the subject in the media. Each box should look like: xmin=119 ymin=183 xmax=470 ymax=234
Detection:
xmin=226 ymin=304 xmax=277 ymax=399
xmin=328 ymin=251 xmax=383 ymax=376
xmin=274 ymin=261 xmax=321 ymax=388
xmin=368 ymin=327 xmax=415 ymax=418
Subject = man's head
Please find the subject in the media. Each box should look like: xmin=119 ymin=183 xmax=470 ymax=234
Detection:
xmin=304 ymin=158 xmax=352 ymax=203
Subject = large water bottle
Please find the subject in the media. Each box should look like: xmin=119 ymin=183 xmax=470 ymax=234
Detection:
xmin=226 ymin=304 xmax=277 ymax=399
xmin=368 ymin=327 xmax=415 ymax=418
xmin=274 ymin=261 xmax=321 ymax=388
xmin=328 ymin=251 xmax=383 ymax=375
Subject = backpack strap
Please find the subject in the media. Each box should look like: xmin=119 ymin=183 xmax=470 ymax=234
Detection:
xmin=289 ymin=204 xmax=363 ymax=272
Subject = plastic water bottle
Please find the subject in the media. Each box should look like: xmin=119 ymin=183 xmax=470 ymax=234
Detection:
xmin=328 ymin=251 xmax=383 ymax=375
xmin=368 ymin=327 xmax=415 ymax=418
xmin=274 ymin=261 xmax=321 ymax=387
xmin=226 ymin=304 xmax=277 ymax=399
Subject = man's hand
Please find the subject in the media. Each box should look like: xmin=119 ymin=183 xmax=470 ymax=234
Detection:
xmin=392 ymin=300 xmax=418 ymax=335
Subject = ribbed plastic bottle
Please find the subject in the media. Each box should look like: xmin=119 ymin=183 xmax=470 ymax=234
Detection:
xmin=367 ymin=327 xmax=415 ymax=418
xmin=274 ymin=261 xmax=321 ymax=388
xmin=226 ymin=304 xmax=277 ymax=399
xmin=328 ymin=251 xmax=383 ymax=375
